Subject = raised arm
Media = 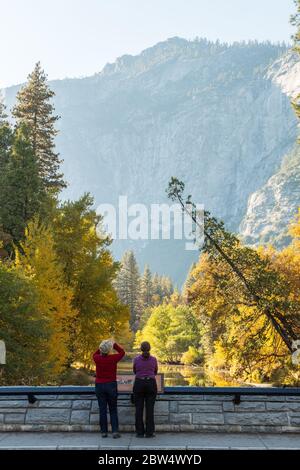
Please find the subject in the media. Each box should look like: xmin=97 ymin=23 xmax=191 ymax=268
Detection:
xmin=112 ymin=343 xmax=125 ymax=362
xmin=93 ymin=349 xmax=101 ymax=364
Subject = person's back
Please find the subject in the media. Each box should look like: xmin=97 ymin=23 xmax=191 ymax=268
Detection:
xmin=133 ymin=341 xmax=158 ymax=438
xmin=133 ymin=353 xmax=157 ymax=379
xmin=93 ymin=343 xmax=124 ymax=383
xmin=93 ymin=340 xmax=125 ymax=438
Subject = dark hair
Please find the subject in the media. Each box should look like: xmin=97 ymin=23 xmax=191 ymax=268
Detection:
xmin=141 ymin=341 xmax=151 ymax=359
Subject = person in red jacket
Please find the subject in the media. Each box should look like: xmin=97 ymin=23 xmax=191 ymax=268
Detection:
xmin=93 ymin=340 xmax=125 ymax=438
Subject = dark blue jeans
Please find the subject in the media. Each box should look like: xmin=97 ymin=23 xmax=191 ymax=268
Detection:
xmin=95 ymin=381 xmax=119 ymax=433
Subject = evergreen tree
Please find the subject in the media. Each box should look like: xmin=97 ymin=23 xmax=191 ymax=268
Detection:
xmin=0 ymin=124 xmax=45 ymax=244
xmin=141 ymin=264 xmax=153 ymax=309
xmin=151 ymin=273 xmax=174 ymax=305
xmin=182 ymin=262 xmax=197 ymax=301
xmin=0 ymin=98 xmax=12 ymax=171
xmin=115 ymin=250 xmax=141 ymax=330
xmin=13 ymin=62 xmax=65 ymax=192
xmin=0 ymin=98 xmax=13 ymax=257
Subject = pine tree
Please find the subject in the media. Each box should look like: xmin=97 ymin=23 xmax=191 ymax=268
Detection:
xmin=182 ymin=262 xmax=197 ymax=301
xmin=0 ymin=98 xmax=14 ymax=257
xmin=0 ymin=123 xmax=45 ymax=243
xmin=151 ymin=273 xmax=174 ymax=305
xmin=141 ymin=264 xmax=153 ymax=309
xmin=115 ymin=250 xmax=141 ymax=330
xmin=13 ymin=62 xmax=65 ymax=193
xmin=0 ymin=96 xmax=7 ymax=121
xmin=0 ymin=98 xmax=12 ymax=171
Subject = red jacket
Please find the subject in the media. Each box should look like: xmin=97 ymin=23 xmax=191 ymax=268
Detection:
xmin=93 ymin=343 xmax=125 ymax=384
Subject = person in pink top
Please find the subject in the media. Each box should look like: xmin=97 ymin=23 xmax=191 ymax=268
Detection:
xmin=133 ymin=341 xmax=158 ymax=438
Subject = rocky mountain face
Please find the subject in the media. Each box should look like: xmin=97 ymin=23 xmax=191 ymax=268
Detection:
xmin=3 ymin=38 xmax=299 ymax=285
xmin=240 ymin=146 xmax=300 ymax=247
xmin=240 ymin=51 xmax=300 ymax=248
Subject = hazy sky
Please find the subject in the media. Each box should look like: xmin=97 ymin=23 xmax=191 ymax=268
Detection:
xmin=0 ymin=0 xmax=295 ymax=88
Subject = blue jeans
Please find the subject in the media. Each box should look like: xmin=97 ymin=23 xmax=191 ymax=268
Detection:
xmin=95 ymin=381 xmax=119 ymax=433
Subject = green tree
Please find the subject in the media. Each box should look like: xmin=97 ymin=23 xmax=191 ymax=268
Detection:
xmin=15 ymin=219 xmax=78 ymax=378
xmin=0 ymin=98 xmax=13 ymax=258
xmin=151 ymin=273 xmax=174 ymax=305
xmin=114 ymin=250 xmax=141 ymax=330
xmin=0 ymin=124 xmax=45 ymax=244
xmin=0 ymin=262 xmax=50 ymax=385
xmin=0 ymin=99 xmax=12 ymax=173
xmin=167 ymin=178 xmax=300 ymax=353
xmin=52 ymin=194 xmax=130 ymax=366
xmin=13 ymin=62 xmax=65 ymax=193
xmin=141 ymin=264 xmax=153 ymax=309
xmin=136 ymin=304 xmax=200 ymax=363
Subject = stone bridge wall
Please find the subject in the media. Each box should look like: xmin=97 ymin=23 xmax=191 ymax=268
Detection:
xmin=1 ymin=391 xmax=300 ymax=433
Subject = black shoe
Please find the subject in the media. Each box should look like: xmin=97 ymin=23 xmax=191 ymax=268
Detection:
xmin=101 ymin=433 xmax=108 ymax=438
xmin=113 ymin=433 xmax=121 ymax=439
xmin=145 ymin=434 xmax=155 ymax=438
xmin=136 ymin=434 xmax=144 ymax=438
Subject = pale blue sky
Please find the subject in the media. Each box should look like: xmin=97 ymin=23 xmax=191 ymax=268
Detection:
xmin=0 ymin=0 xmax=295 ymax=88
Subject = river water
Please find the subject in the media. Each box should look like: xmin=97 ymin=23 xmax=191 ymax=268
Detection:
xmin=118 ymin=362 xmax=239 ymax=387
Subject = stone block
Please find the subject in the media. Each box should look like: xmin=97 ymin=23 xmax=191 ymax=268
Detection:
xmin=4 ymin=413 xmax=25 ymax=424
xmin=170 ymin=413 xmax=192 ymax=424
xmin=57 ymin=394 xmax=94 ymax=400
xmin=223 ymin=402 xmax=234 ymax=412
xmin=179 ymin=403 xmax=222 ymax=413
xmin=91 ymin=401 xmax=100 ymax=412
xmin=224 ymin=412 xmax=289 ymax=426
xmin=235 ymin=402 xmax=265 ymax=411
xmin=154 ymin=415 xmax=170 ymax=424
xmin=203 ymin=395 xmax=232 ymax=401
xmin=243 ymin=396 xmax=285 ymax=402
xmin=0 ymin=401 xmax=27 ymax=408
xmin=70 ymin=410 xmax=90 ymax=424
xmin=26 ymin=408 xmax=70 ymax=424
xmin=37 ymin=400 xmax=72 ymax=408
xmin=266 ymin=402 xmax=300 ymax=411
xmin=289 ymin=414 xmax=300 ymax=426
xmin=285 ymin=396 xmax=300 ymax=402
xmin=169 ymin=401 xmax=178 ymax=413
xmin=181 ymin=395 xmax=204 ymax=401
xmin=0 ymin=395 xmax=26 ymax=400
xmin=90 ymin=414 xmax=100 ymax=425
xmin=116 ymin=407 xmax=135 ymax=424
xmin=154 ymin=401 xmax=169 ymax=415
xmin=72 ymin=400 xmax=92 ymax=410
xmin=34 ymin=395 xmax=58 ymax=400
xmin=192 ymin=413 xmax=225 ymax=425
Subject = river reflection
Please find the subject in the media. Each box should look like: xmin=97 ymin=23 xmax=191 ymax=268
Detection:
xmin=118 ymin=362 xmax=239 ymax=387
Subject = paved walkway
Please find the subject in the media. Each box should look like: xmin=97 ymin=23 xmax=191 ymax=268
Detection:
xmin=0 ymin=432 xmax=300 ymax=450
